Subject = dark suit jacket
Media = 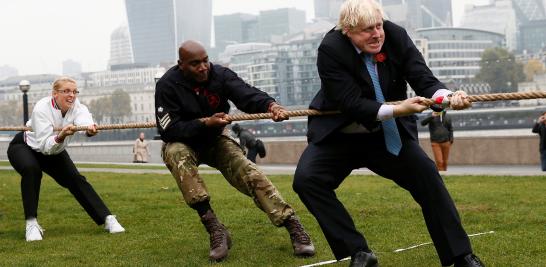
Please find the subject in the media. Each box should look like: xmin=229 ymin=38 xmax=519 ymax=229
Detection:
xmin=532 ymin=122 xmax=546 ymax=152
xmin=308 ymin=20 xmax=446 ymax=144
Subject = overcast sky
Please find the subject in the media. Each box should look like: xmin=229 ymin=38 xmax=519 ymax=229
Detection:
xmin=0 ymin=0 xmax=484 ymax=76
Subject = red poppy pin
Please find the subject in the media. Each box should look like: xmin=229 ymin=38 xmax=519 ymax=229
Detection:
xmin=206 ymin=94 xmax=220 ymax=109
xmin=374 ymin=52 xmax=387 ymax=63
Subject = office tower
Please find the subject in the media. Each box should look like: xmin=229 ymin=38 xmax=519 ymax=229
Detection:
xmin=381 ymin=0 xmax=452 ymax=34
xmin=62 ymin=59 xmax=82 ymax=76
xmin=461 ymin=0 xmax=517 ymax=51
xmin=258 ymin=8 xmax=306 ymax=42
xmin=314 ymin=0 xmax=344 ymax=21
xmin=214 ymin=13 xmax=258 ymax=55
xmin=125 ymin=0 xmax=212 ymax=66
xmin=109 ymin=25 xmax=134 ymax=69
xmin=512 ymin=0 xmax=546 ymax=52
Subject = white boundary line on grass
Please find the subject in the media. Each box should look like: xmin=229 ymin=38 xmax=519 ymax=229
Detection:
xmin=299 ymin=230 xmax=494 ymax=267
xmin=299 ymin=257 xmax=350 ymax=267
xmin=394 ymin=230 xmax=495 ymax=253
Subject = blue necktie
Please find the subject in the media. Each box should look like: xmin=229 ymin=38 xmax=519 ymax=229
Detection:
xmin=364 ymin=54 xmax=402 ymax=156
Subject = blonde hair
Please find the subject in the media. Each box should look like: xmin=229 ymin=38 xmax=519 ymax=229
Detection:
xmin=336 ymin=0 xmax=386 ymax=34
xmin=52 ymin=76 xmax=77 ymax=91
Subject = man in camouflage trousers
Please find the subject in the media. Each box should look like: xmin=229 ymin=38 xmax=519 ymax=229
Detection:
xmin=155 ymin=40 xmax=315 ymax=262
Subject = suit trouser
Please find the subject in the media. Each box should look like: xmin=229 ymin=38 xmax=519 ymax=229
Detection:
xmin=7 ymin=132 xmax=111 ymax=225
xmin=293 ymin=132 xmax=472 ymax=266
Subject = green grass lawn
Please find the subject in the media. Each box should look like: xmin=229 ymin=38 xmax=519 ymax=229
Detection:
xmin=0 ymin=170 xmax=545 ymax=266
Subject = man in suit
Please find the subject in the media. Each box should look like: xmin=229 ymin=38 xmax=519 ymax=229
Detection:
xmin=292 ymin=0 xmax=484 ymax=266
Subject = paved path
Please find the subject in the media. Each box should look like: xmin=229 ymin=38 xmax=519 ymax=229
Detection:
xmin=1 ymin=164 xmax=544 ymax=176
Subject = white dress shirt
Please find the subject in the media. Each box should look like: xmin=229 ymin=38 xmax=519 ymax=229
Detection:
xmin=25 ymin=96 xmax=94 ymax=155
xmin=341 ymin=43 xmax=452 ymax=133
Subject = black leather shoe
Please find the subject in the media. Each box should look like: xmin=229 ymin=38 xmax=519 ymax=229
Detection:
xmin=454 ymin=254 xmax=485 ymax=267
xmin=348 ymin=251 xmax=378 ymax=267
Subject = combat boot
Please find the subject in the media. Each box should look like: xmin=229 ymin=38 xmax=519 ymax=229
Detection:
xmin=200 ymin=210 xmax=232 ymax=262
xmin=284 ymin=215 xmax=315 ymax=257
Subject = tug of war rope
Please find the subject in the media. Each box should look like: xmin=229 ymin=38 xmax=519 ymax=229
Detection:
xmin=1 ymin=91 xmax=545 ymax=132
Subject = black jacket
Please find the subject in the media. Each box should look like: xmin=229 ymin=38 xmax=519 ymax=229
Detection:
xmin=308 ymin=20 xmax=445 ymax=144
xmin=237 ymin=129 xmax=257 ymax=149
xmin=421 ymin=113 xmax=453 ymax=143
xmin=155 ymin=63 xmax=275 ymax=147
xmin=532 ymin=122 xmax=546 ymax=152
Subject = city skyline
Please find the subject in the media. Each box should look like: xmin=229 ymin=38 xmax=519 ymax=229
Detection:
xmin=0 ymin=0 xmax=482 ymax=76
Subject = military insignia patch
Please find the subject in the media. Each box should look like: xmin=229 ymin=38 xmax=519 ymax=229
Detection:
xmin=158 ymin=113 xmax=171 ymax=130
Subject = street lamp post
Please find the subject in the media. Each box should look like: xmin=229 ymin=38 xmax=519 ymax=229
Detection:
xmin=19 ymin=80 xmax=31 ymax=124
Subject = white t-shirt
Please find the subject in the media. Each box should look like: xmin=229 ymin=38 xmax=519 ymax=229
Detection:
xmin=24 ymin=96 xmax=94 ymax=155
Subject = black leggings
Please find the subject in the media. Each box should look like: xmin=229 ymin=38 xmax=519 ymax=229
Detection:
xmin=7 ymin=132 xmax=111 ymax=225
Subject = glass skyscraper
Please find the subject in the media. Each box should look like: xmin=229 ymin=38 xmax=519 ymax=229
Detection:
xmin=125 ymin=0 xmax=211 ymax=66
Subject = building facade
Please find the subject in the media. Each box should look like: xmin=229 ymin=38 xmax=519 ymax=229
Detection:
xmin=416 ymin=27 xmax=505 ymax=84
xmin=125 ymin=0 xmax=212 ymax=66
xmin=460 ymin=0 xmax=517 ymax=51
xmin=213 ymin=13 xmax=258 ymax=57
xmin=314 ymin=0 xmax=344 ymax=22
xmin=109 ymin=25 xmax=134 ymax=68
xmin=381 ymin=0 xmax=452 ymax=35
xmin=62 ymin=59 xmax=82 ymax=77
xmin=258 ymin=8 xmax=306 ymax=42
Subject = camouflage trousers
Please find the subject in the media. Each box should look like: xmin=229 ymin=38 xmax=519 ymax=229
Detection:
xmin=162 ymin=135 xmax=294 ymax=226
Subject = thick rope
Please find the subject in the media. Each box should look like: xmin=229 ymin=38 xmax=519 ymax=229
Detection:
xmin=227 ymin=91 xmax=546 ymax=121
xmin=1 ymin=91 xmax=545 ymax=132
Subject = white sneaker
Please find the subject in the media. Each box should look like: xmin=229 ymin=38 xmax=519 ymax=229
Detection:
xmin=26 ymin=223 xmax=44 ymax=242
xmin=104 ymin=215 xmax=125 ymax=234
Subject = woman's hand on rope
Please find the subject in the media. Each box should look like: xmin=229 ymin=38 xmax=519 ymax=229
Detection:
xmin=393 ymin=97 xmax=429 ymax=117
xmin=57 ymin=124 xmax=76 ymax=142
xmin=449 ymin=90 xmax=472 ymax=110
xmin=269 ymin=103 xmax=288 ymax=122
xmin=86 ymin=124 xmax=98 ymax=137
xmin=201 ymin=112 xmax=230 ymax=128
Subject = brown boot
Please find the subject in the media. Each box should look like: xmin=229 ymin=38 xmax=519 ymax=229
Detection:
xmin=200 ymin=210 xmax=232 ymax=262
xmin=284 ymin=215 xmax=315 ymax=257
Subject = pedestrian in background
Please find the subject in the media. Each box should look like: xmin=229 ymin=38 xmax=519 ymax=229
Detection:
xmin=532 ymin=111 xmax=546 ymax=171
xmin=421 ymin=110 xmax=453 ymax=171
xmin=133 ymin=132 xmax=149 ymax=163
xmin=231 ymin=123 xmax=266 ymax=163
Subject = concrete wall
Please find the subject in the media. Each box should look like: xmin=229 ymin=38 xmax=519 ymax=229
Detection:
xmin=255 ymin=135 xmax=541 ymax=165
xmin=0 ymin=134 xmax=541 ymax=165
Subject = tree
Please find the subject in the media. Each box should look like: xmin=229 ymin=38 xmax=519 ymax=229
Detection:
xmin=87 ymin=89 xmax=132 ymax=124
xmin=475 ymin=47 xmax=525 ymax=93
xmin=88 ymin=97 xmax=112 ymax=124
xmin=110 ymin=89 xmax=132 ymax=123
xmin=0 ymin=100 xmax=23 ymax=125
xmin=523 ymin=59 xmax=546 ymax=81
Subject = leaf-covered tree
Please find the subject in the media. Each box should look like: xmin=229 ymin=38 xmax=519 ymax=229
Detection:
xmin=523 ymin=59 xmax=546 ymax=81
xmin=0 ymin=100 xmax=23 ymax=125
xmin=88 ymin=97 xmax=112 ymax=124
xmin=475 ymin=47 xmax=525 ymax=93
xmin=110 ymin=89 xmax=132 ymax=123
xmin=87 ymin=89 xmax=132 ymax=124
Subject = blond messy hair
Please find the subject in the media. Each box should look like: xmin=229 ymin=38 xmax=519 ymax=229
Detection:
xmin=336 ymin=0 xmax=386 ymax=34
xmin=52 ymin=76 xmax=77 ymax=91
